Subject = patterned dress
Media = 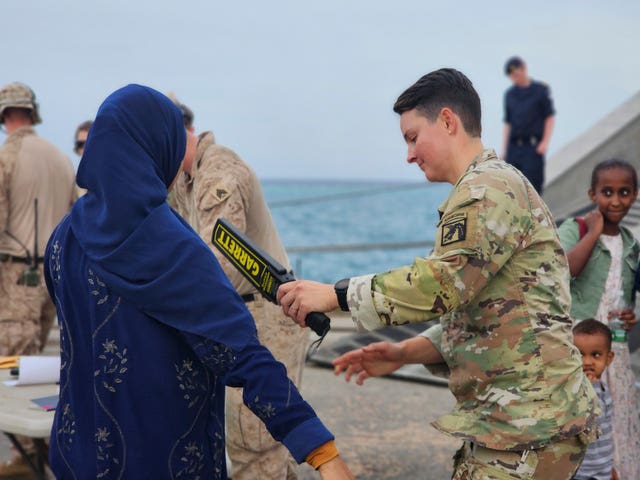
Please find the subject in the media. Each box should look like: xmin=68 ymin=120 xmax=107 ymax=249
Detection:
xmin=594 ymin=233 xmax=640 ymax=480
xmin=44 ymin=216 xmax=332 ymax=479
xmin=48 ymin=84 xmax=335 ymax=480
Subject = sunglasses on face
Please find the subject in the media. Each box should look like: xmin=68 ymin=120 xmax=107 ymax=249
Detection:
xmin=75 ymin=140 xmax=86 ymax=151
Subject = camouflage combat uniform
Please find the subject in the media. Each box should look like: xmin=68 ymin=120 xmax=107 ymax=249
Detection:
xmin=0 ymin=126 xmax=76 ymax=355
xmin=346 ymin=149 xmax=599 ymax=479
xmin=171 ymin=132 xmax=308 ymax=480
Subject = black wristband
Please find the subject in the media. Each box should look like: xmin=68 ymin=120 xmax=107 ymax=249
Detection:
xmin=334 ymin=278 xmax=350 ymax=312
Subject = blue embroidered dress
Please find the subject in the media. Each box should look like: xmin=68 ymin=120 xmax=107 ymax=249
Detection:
xmin=44 ymin=85 xmax=332 ymax=479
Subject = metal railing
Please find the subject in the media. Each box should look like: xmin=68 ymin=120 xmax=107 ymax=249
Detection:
xmin=286 ymin=240 xmax=435 ymax=254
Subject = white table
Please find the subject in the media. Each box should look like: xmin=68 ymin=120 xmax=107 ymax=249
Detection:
xmin=0 ymin=368 xmax=57 ymax=479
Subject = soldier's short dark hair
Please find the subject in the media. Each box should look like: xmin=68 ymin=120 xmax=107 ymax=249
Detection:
xmin=179 ymin=103 xmax=194 ymax=130
xmin=573 ymin=318 xmax=612 ymax=350
xmin=504 ymin=56 xmax=525 ymax=76
xmin=75 ymin=120 xmax=93 ymax=137
xmin=166 ymin=92 xmax=194 ymax=129
xmin=591 ymin=158 xmax=638 ymax=192
xmin=393 ymin=68 xmax=482 ymax=137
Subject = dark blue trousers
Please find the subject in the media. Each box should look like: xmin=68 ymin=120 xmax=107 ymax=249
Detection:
xmin=506 ymin=144 xmax=544 ymax=194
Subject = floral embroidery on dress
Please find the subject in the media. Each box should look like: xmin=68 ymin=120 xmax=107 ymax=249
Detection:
xmin=50 ymin=240 xmax=62 ymax=284
xmin=88 ymin=269 xmax=109 ymax=305
xmin=211 ymin=429 xmax=224 ymax=480
xmin=170 ymin=358 xmax=212 ymax=479
xmin=59 ymin=321 xmax=69 ymax=371
xmin=57 ymin=403 xmax=76 ymax=452
xmin=95 ymin=339 xmax=129 ymax=393
xmin=175 ymin=441 xmax=206 ymax=479
xmin=175 ymin=359 xmax=207 ymax=409
xmin=208 ymin=379 xmax=226 ymax=480
xmin=248 ymin=396 xmax=276 ymax=421
xmin=191 ymin=339 xmax=235 ymax=376
xmin=95 ymin=427 xmax=120 ymax=478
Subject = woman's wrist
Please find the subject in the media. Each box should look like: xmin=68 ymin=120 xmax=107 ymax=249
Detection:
xmin=317 ymin=456 xmax=355 ymax=479
xmin=306 ymin=440 xmax=339 ymax=470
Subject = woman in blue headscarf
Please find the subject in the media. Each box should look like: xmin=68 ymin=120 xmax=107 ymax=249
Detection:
xmin=44 ymin=85 xmax=353 ymax=479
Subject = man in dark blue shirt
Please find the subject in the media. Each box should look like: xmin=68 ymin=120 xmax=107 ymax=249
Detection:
xmin=501 ymin=56 xmax=555 ymax=193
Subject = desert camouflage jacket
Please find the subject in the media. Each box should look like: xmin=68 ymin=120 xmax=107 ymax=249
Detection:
xmin=170 ymin=132 xmax=289 ymax=296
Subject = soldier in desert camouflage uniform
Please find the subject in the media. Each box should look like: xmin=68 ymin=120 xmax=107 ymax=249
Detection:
xmin=170 ymin=103 xmax=308 ymax=480
xmin=0 ymin=82 xmax=76 ymax=356
xmin=0 ymin=82 xmax=76 ymax=476
xmin=278 ymin=69 xmax=599 ymax=479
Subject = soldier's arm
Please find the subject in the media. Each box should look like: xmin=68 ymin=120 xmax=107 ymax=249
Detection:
xmin=537 ymin=85 xmax=555 ymax=155
xmin=537 ymin=115 xmax=555 ymax=155
xmin=332 ymin=335 xmax=444 ymax=385
xmin=192 ymin=150 xmax=250 ymax=271
xmin=501 ymin=91 xmax=511 ymax=159
xmin=279 ymin=184 xmax=525 ymax=330
xmin=342 ymin=185 xmax=525 ymax=331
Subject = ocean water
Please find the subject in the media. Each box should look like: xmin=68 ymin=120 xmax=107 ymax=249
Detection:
xmin=263 ymin=180 xmax=450 ymax=283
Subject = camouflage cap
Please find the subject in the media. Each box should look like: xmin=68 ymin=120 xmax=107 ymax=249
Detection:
xmin=0 ymin=82 xmax=41 ymax=124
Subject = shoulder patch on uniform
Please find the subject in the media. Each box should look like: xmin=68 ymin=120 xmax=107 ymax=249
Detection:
xmin=441 ymin=212 xmax=467 ymax=246
xmin=214 ymin=187 xmax=230 ymax=202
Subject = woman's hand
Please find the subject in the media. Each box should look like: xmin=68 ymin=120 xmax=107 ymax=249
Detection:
xmin=317 ymin=456 xmax=355 ymax=479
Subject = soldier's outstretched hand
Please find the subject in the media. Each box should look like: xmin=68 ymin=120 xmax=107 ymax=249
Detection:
xmin=332 ymin=341 xmax=405 ymax=385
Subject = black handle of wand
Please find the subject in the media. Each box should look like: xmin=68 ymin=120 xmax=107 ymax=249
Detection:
xmin=305 ymin=311 xmax=331 ymax=337
xmin=306 ymin=312 xmax=331 ymax=354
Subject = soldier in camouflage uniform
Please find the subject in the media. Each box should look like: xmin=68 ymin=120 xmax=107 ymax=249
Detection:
xmin=0 ymin=82 xmax=76 ymax=476
xmin=0 ymin=82 xmax=76 ymax=355
xmin=170 ymin=105 xmax=308 ymax=480
xmin=278 ymin=69 xmax=599 ymax=479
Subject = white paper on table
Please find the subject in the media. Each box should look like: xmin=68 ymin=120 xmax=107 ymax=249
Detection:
xmin=3 ymin=356 xmax=61 ymax=386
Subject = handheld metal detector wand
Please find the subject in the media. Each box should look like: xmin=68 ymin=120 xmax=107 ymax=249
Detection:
xmin=211 ymin=219 xmax=331 ymax=350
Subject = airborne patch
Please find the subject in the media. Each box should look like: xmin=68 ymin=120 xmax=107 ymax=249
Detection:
xmin=441 ymin=212 xmax=467 ymax=246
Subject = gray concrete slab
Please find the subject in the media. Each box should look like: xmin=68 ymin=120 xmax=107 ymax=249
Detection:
xmin=296 ymin=361 xmax=458 ymax=479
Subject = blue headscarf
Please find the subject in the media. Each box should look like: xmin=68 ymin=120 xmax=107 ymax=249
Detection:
xmin=70 ymin=84 xmax=254 ymax=350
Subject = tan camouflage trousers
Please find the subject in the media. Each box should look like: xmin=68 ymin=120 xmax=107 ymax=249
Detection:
xmin=226 ymin=296 xmax=309 ymax=480
xmin=0 ymin=261 xmax=55 ymax=356
xmin=452 ymin=436 xmax=587 ymax=480
xmin=0 ymin=261 xmax=55 ymax=457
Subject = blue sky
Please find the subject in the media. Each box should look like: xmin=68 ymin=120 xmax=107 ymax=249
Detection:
xmin=3 ymin=0 xmax=639 ymax=180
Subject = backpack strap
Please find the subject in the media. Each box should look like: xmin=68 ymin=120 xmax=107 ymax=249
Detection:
xmin=575 ymin=217 xmax=588 ymax=239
